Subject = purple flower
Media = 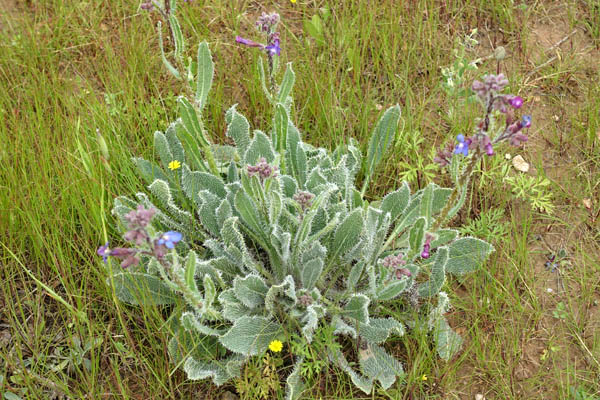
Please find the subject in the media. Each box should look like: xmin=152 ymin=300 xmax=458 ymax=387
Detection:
xmin=382 ymin=254 xmax=406 ymax=268
xmin=294 ymin=191 xmax=315 ymax=211
xmin=508 ymin=96 xmax=524 ymax=109
xmin=421 ymin=234 xmax=433 ymax=259
xmin=124 ymin=205 xmax=156 ymax=229
xmin=247 ymin=157 xmax=278 ymax=182
xmin=124 ymin=228 xmax=149 ymax=246
xmin=395 ymin=268 xmax=412 ymax=279
xmin=157 ymin=231 xmax=182 ymax=249
xmin=265 ymin=39 xmax=281 ymax=56
xmin=109 ymin=247 xmax=140 ymax=268
xmin=140 ymin=1 xmax=153 ymax=10
xmin=509 ymin=132 xmax=528 ymax=146
xmin=454 ymin=134 xmax=469 ymax=156
xmin=256 ymin=12 xmax=280 ymax=33
xmin=235 ymin=36 xmax=264 ymax=48
xmin=471 ymin=134 xmax=494 ymax=156
xmin=521 ymin=115 xmax=532 ymax=128
xmin=97 ymin=242 xmax=110 ymax=263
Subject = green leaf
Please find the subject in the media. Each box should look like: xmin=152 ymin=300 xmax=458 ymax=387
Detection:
xmin=376 ymin=277 xmax=410 ymax=301
xmin=158 ymin=21 xmax=180 ymax=79
xmin=234 ymin=189 xmax=267 ymax=242
xmin=278 ymin=63 xmax=295 ymax=103
xmin=343 ymin=294 xmax=370 ymax=324
xmin=181 ymin=166 xmax=226 ymax=201
xmin=185 ymin=251 xmax=198 ymax=292
xmin=183 ymin=354 xmax=245 ymax=385
xmin=434 ymin=317 xmax=463 ymax=361
xmin=364 ymin=105 xmax=401 ymax=189
xmin=331 ymin=208 xmax=363 ymax=258
xmin=430 ymin=229 xmax=458 ymax=248
xmin=265 ymin=275 xmax=297 ymax=313
xmin=408 ymin=217 xmax=426 ymax=255
xmin=225 ymin=105 xmax=251 ymax=157
xmin=203 ymin=275 xmax=217 ymax=308
xmin=196 ymin=42 xmax=214 ymax=111
xmin=233 ymin=274 xmax=268 ymax=308
xmin=380 ymin=182 xmax=410 ymax=223
xmin=359 ymin=317 xmax=405 ymax=344
xmin=358 ymin=343 xmax=404 ymax=390
xmin=285 ymin=357 xmax=305 ymax=400
xmin=301 ymin=257 xmax=323 ymax=290
xmin=169 ymin=14 xmax=184 ymax=58
xmin=417 ymin=246 xmax=448 ymax=298
xmin=446 ymin=237 xmax=494 ymax=275
xmin=420 ymin=183 xmax=434 ymax=227
xmin=132 ymin=157 xmax=169 ymax=185
xmin=245 ymin=130 xmax=275 ymax=164
xmin=329 ymin=347 xmax=372 ymax=394
xmin=219 ymin=316 xmax=283 ymax=356
xmin=273 ymin=103 xmax=288 ymax=154
xmin=178 ymin=96 xmax=210 ymax=147
xmin=109 ymin=272 xmax=177 ymax=306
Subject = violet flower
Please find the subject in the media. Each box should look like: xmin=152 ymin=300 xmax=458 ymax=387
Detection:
xmin=124 ymin=205 xmax=156 ymax=229
xmin=109 ymin=247 xmax=140 ymax=268
xmin=235 ymin=36 xmax=264 ymax=48
xmin=508 ymin=96 xmax=524 ymax=109
xmin=454 ymin=134 xmax=470 ymax=156
xmin=97 ymin=242 xmax=110 ymax=263
xmin=265 ymin=39 xmax=281 ymax=56
xmin=421 ymin=234 xmax=433 ymax=259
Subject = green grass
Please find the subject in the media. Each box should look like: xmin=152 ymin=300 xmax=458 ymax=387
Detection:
xmin=1 ymin=0 xmax=599 ymax=398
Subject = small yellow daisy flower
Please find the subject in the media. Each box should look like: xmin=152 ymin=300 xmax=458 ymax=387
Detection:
xmin=168 ymin=160 xmax=181 ymax=170
xmin=290 ymin=0 xmax=297 ymax=3
xmin=421 ymin=374 xmax=428 ymax=381
xmin=268 ymin=339 xmax=283 ymax=352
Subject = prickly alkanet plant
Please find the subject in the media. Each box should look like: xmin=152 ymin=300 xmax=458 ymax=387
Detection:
xmin=102 ymin=4 xmax=495 ymax=398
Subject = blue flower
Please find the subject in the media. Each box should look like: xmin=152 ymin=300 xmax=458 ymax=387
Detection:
xmin=97 ymin=242 xmax=109 ymax=263
xmin=157 ymin=231 xmax=182 ymax=249
xmin=521 ymin=115 xmax=532 ymax=128
xmin=265 ymin=39 xmax=281 ymax=56
xmin=454 ymin=134 xmax=469 ymax=156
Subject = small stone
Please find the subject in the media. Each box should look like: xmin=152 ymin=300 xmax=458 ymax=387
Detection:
xmin=475 ymin=394 xmax=485 ymax=400
xmin=494 ymin=46 xmax=506 ymax=61
xmin=221 ymin=391 xmax=239 ymax=400
xmin=512 ymin=155 xmax=529 ymax=173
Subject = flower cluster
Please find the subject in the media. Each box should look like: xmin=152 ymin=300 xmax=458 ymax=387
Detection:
xmin=247 ymin=157 xmax=278 ymax=182
xmin=381 ymin=253 xmax=411 ymax=279
xmin=293 ymin=191 xmax=314 ymax=212
xmin=236 ymin=12 xmax=281 ymax=57
xmin=97 ymin=206 xmax=182 ymax=268
xmin=435 ymin=74 xmax=532 ymax=167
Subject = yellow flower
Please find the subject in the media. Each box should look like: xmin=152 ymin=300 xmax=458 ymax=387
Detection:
xmin=268 ymin=340 xmax=283 ymax=352
xmin=421 ymin=374 xmax=427 ymax=381
xmin=290 ymin=0 xmax=296 ymax=3
xmin=168 ymin=160 xmax=181 ymax=170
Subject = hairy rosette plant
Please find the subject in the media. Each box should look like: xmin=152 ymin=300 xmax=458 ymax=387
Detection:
xmin=98 ymin=4 xmax=505 ymax=398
